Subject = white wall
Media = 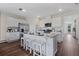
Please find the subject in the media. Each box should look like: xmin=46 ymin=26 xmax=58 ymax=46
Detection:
xmin=76 ymin=16 xmax=79 ymax=43
xmin=0 ymin=12 xmax=1 ymax=39
xmin=0 ymin=13 xmax=7 ymax=42
xmin=0 ymin=12 xmax=27 ymax=43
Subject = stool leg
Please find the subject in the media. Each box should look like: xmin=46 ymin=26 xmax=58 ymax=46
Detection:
xmin=44 ymin=43 xmax=46 ymax=56
xmin=40 ymin=45 xmax=42 ymax=56
xmin=23 ymin=39 xmax=26 ymax=49
xmin=26 ymin=41 xmax=28 ymax=51
xmin=33 ymin=50 xmax=35 ymax=56
xmin=26 ymin=43 xmax=27 ymax=51
xmin=21 ymin=39 xmax=22 ymax=47
xmin=33 ymin=44 xmax=36 ymax=56
xmin=30 ymin=48 xmax=32 ymax=53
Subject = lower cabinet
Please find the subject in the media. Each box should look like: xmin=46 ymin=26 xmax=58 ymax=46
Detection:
xmin=6 ymin=32 xmax=20 ymax=42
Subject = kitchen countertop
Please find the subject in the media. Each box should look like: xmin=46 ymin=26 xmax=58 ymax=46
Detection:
xmin=45 ymin=32 xmax=61 ymax=38
xmin=24 ymin=32 xmax=60 ymax=38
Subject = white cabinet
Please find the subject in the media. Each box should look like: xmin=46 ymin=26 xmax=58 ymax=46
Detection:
xmin=56 ymin=33 xmax=63 ymax=43
xmin=6 ymin=32 xmax=19 ymax=42
xmin=46 ymin=37 xmax=56 ymax=56
xmin=24 ymin=34 xmax=57 ymax=56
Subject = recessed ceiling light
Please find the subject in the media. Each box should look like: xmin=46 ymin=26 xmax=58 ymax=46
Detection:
xmin=37 ymin=16 xmax=40 ymax=18
xmin=19 ymin=8 xmax=26 ymax=12
xmin=58 ymin=9 xmax=62 ymax=12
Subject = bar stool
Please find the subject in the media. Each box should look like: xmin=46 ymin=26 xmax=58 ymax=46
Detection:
xmin=32 ymin=40 xmax=46 ymax=56
xmin=21 ymin=38 xmax=23 ymax=47
xmin=25 ymin=38 xmax=33 ymax=54
xmin=23 ymin=39 xmax=26 ymax=49
xmin=21 ymin=37 xmax=26 ymax=49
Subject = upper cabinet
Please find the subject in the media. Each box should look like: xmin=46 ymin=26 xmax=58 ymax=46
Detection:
xmin=51 ymin=17 xmax=62 ymax=27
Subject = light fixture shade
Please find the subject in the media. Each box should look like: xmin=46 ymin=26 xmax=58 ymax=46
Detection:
xmin=19 ymin=8 xmax=26 ymax=12
xmin=19 ymin=8 xmax=23 ymax=11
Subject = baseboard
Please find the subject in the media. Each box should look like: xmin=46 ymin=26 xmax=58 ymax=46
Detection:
xmin=0 ymin=40 xmax=7 ymax=43
xmin=57 ymin=41 xmax=63 ymax=44
xmin=0 ymin=39 xmax=19 ymax=43
xmin=6 ymin=40 xmax=19 ymax=43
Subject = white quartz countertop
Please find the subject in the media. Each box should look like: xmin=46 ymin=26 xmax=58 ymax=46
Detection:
xmin=24 ymin=32 xmax=60 ymax=38
xmin=24 ymin=34 xmax=47 ymax=42
xmin=45 ymin=32 xmax=60 ymax=37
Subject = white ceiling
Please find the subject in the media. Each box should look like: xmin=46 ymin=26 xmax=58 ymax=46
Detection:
xmin=0 ymin=3 xmax=79 ymax=18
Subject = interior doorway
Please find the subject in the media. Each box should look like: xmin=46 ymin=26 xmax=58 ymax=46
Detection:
xmin=68 ymin=24 xmax=72 ymax=33
xmin=63 ymin=19 xmax=76 ymax=38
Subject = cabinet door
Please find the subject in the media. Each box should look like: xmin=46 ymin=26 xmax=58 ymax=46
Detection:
xmin=53 ymin=36 xmax=57 ymax=54
xmin=76 ymin=17 xmax=79 ymax=43
xmin=46 ymin=38 xmax=54 ymax=56
xmin=6 ymin=32 xmax=19 ymax=42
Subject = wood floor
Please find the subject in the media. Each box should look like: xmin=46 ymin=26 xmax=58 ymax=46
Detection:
xmin=0 ymin=41 xmax=32 ymax=56
xmin=56 ymin=34 xmax=79 ymax=56
xmin=0 ymin=34 xmax=79 ymax=56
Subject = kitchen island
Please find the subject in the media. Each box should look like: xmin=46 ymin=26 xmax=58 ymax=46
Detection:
xmin=21 ymin=32 xmax=61 ymax=56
